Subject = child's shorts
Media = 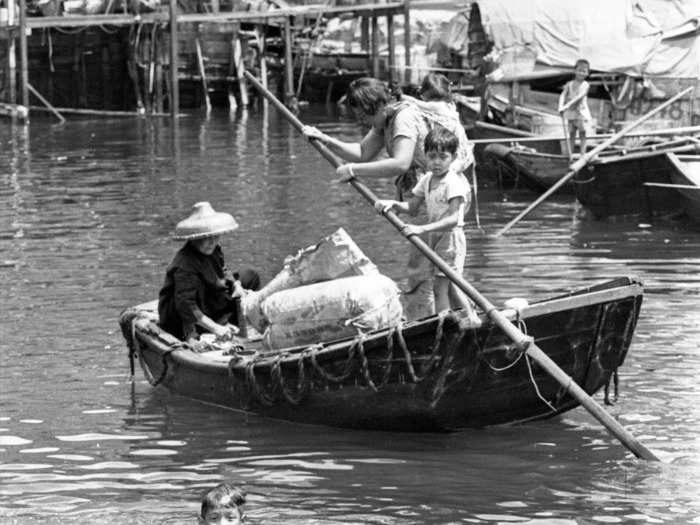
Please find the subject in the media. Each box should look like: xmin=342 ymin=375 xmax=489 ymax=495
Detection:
xmin=429 ymin=229 xmax=466 ymax=278
xmin=567 ymin=118 xmax=587 ymax=133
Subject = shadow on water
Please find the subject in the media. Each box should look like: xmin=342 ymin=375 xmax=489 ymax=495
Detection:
xmin=1 ymin=107 xmax=699 ymax=523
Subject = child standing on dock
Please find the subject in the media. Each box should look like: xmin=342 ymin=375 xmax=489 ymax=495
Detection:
xmin=558 ymin=58 xmax=592 ymax=155
xmin=374 ymin=126 xmax=475 ymax=315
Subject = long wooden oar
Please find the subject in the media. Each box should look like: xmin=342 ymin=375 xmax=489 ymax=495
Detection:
xmin=243 ymin=70 xmax=660 ymax=461
xmin=494 ymin=86 xmax=695 ymax=237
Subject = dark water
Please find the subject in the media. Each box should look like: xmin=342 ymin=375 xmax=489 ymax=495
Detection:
xmin=1 ymin=106 xmax=699 ymax=524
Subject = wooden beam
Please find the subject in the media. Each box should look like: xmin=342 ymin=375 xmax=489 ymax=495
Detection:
xmin=386 ymin=14 xmax=394 ymax=83
xmin=403 ymin=0 xmax=411 ymax=84
xmin=371 ymin=16 xmax=379 ymax=79
xmin=169 ymin=0 xmax=179 ymax=119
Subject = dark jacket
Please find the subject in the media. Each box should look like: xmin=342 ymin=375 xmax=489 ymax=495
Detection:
xmin=158 ymin=242 xmax=235 ymax=340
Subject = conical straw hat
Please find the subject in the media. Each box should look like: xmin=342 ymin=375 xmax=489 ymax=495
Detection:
xmin=172 ymin=202 xmax=238 ymax=240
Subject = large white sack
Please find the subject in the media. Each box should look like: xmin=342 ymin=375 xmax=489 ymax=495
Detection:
xmin=261 ymin=274 xmax=403 ymax=350
xmin=243 ymin=228 xmax=378 ymax=332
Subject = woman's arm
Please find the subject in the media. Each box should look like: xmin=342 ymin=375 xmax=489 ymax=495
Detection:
xmin=192 ymin=306 xmax=231 ymax=338
xmin=337 ymin=136 xmax=415 ymax=181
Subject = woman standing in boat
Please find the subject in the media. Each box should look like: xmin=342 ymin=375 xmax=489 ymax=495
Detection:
xmin=302 ymin=78 xmax=437 ymax=319
xmin=158 ymin=202 xmax=260 ymax=343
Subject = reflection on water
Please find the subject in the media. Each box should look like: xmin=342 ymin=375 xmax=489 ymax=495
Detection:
xmin=0 ymin=108 xmax=699 ymax=524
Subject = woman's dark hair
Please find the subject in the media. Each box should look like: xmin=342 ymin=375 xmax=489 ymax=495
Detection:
xmin=345 ymin=77 xmax=400 ymax=116
xmin=424 ymin=125 xmax=459 ymax=155
xmin=420 ymin=73 xmax=452 ymax=102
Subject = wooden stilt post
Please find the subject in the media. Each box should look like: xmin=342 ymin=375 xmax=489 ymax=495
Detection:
xmin=283 ymin=16 xmax=296 ymax=109
xmin=228 ymin=31 xmax=238 ymax=112
xmin=403 ymin=0 xmax=411 ymax=84
xmin=256 ymin=24 xmax=268 ymax=94
xmin=387 ymin=14 xmax=395 ymax=83
xmin=195 ymin=36 xmax=211 ymax=114
xmin=154 ymin=28 xmax=164 ymax=114
xmin=8 ymin=0 xmax=16 ymax=104
xmin=231 ymin=24 xmax=248 ymax=110
xmin=18 ymin=0 xmax=28 ymax=109
xmin=370 ymin=15 xmax=379 ymax=79
xmin=169 ymin=0 xmax=179 ymax=119
xmin=360 ymin=16 xmax=369 ymax=52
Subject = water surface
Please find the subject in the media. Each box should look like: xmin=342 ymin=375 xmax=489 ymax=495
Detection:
xmin=1 ymin=106 xmax=699 ymax=524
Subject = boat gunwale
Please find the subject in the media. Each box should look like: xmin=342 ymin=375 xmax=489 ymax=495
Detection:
xmin=127 ymin=278 xmax=644 ymax=371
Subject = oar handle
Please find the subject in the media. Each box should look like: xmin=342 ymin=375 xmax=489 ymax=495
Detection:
xmin=244 ymin=71 xmax=660 ymax=461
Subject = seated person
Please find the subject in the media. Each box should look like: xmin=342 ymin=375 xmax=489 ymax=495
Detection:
xmin=158 ymin=202 xmax=260 ymax=343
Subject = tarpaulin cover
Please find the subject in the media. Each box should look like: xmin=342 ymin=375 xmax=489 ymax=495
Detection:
xmin=474 ymin=0 xmax=700 ymax=77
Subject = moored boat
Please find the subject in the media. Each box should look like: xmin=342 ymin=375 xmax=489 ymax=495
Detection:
xmin=119 ymin=277 xmax=643 ymax=432
xmin=664 ymin=153 xmax=700 ymax=222
xmin=572 ymin=138 xmax=700 ymax=218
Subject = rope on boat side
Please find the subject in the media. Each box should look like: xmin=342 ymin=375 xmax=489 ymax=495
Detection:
xmin=271 ymin=352 xmax=310 ymax=406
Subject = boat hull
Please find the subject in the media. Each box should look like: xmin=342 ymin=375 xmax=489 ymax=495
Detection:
xmin=573 ymin=152 xmax=685 ymax=218
xmin=119 ymin=278 xmax=643 ymax=432
xmin=667 ymin=153 xmax=700 ymax=222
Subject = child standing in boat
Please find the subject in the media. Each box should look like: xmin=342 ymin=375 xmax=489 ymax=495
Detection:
xmin=558 ymin=58 xmax=592 ymax=155
xmin=374 ymin=126 xmax=475 ymax=315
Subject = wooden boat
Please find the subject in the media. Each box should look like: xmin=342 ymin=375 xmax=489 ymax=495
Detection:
xmin=483 ymin=136 xmax=699 ymax=214
xmin=482 ymin=143 xmax=572 ymax=193
xmin=664 ymin=153 xmax=700 ymax=222
xmin=119 ymin=277 xmax=643 ymax=432
xmin=572 ymin=137 xmax=700 ymax=218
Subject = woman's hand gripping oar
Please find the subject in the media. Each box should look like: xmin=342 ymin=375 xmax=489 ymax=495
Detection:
xmin=243 ymin=70 xmax=660 ymax=461
xmin=494 ymin=86 xmax=695 ymax=238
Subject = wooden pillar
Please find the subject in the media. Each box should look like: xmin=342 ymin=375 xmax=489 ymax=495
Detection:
xmin=154 ymin=29 xmax=163 ymax=113
xmin=283 ymin=16 xmax=296 ymax=108
xmin=231 ymin=25 xmax=248 ymax=108
xmin=403 ymin=0 xmax=411 ymax=84
xmin=360 ymin=16 xmax=369 ymax=52
xmin=370 ymin=16 xmax=379 ymax=79
xmin=101 ymin=44 xmax=111 ymax=109
xmin=256 ymin=25 xmax=268 ymax=92
xmin=169 ymin=0 xmax=179 ymax=119
xmin=18 ymin=0 xmax=28 ymax=109
xmin=386 ymin=14 xmax=395 ymax=83
xmin=8 ymin=0 xmax=16 ymax=103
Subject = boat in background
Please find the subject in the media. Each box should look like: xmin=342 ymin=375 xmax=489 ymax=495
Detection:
xmin=663 ymin=153 xmax=700 ymax=222
xmin=119 ymin=277 xmax=643 ymax=432
xmin=484 ymin=135 xmax=700 ymax=197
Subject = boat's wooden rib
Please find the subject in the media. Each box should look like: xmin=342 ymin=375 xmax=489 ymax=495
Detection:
xmin=119 ymin=277 xmax=644 ymax=432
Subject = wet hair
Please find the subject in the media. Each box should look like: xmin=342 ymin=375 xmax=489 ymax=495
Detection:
xmin=424 ymin=125 xmax=459 ymax=155
xmin=420 ymin=73 xmax=452 ymax=102
xmin=345 ymin=77 xmax=400 ymax=116
xmin=575 ymin=58 xmax=590 ymax=71
xmin=200 ymin=483 xmax=246 ymax=518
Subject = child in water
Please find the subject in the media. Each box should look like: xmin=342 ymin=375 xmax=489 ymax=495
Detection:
xmin=199 ymin=482 xmax=247 ymax=524
xmin=558 ymin=58 xmax=592 ymax=155
xmin=375 ymin=126 xmax=475 ymax=315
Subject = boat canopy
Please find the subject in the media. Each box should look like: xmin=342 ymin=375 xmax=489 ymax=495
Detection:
xmin=451 ymin=0 xmax=700 ymax=79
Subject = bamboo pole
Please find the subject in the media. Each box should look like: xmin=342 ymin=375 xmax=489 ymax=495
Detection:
xmin=403 ymin=0 xmax=411 ymax=84
xmin=244 ymin=70 xmax=660 ymax=462
xmin=370 ymin=15 xmax=379 ymax=79
xmin=494 ymin=86 xmax=695 ymax=237
xmin=386 ymin=14 xmax=395 ymax=83
xmin=18 ymin=0 xmax=28 ymax=109
xmin=169 ymin=0 xmax=179 ymax=119
xmin=27 ymin=83 xmax=65 ymax=123
xmin=283 ymin=16 xmax=295 ymax=108
xmin=195 ymin=36 xmax=211 ymax=114
xmin=8 ymin=0 xmax=16 ymax=103
xmin=469 ymin=125 xmax=700 ymax=144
